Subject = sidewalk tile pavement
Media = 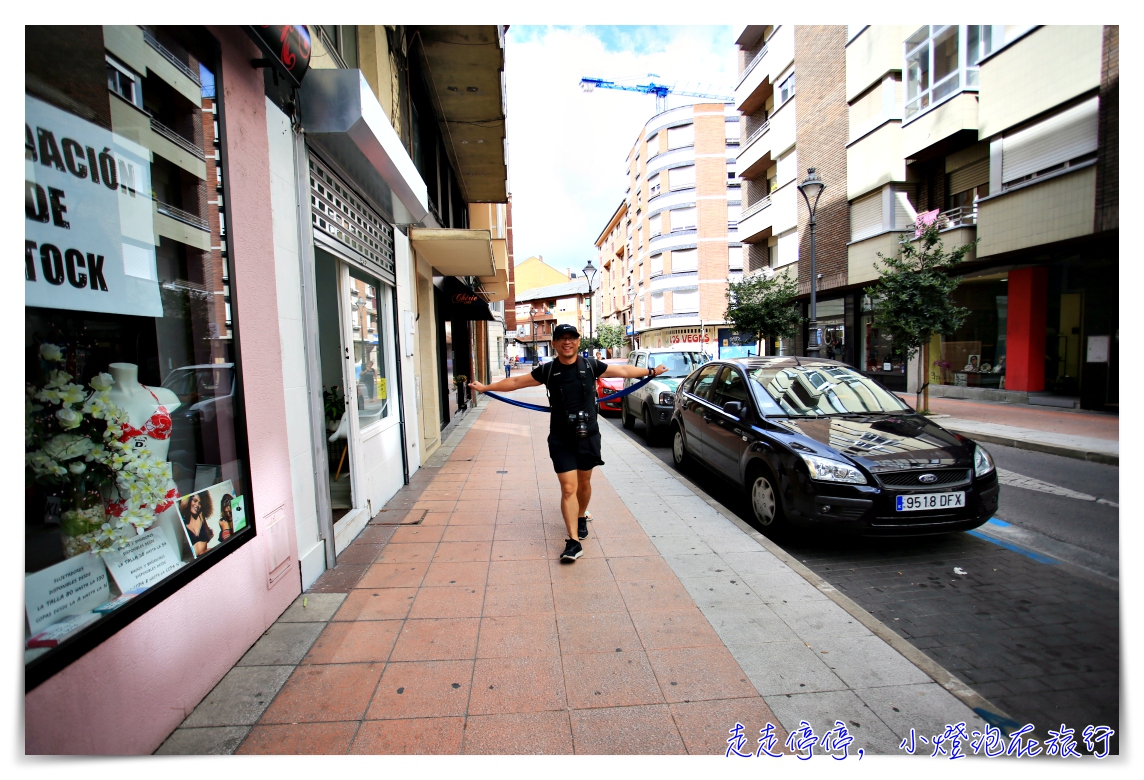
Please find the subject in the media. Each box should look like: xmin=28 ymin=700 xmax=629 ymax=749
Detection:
xmin=159 ymin=385 xmax=987 ymax=755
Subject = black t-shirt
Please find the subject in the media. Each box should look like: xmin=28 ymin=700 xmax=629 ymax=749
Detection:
xmin=532 ymin=357 xmax=608 ymax=435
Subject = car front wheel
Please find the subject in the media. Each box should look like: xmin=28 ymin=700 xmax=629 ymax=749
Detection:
xmin=750 ymin=473 xmax=780 ymax=527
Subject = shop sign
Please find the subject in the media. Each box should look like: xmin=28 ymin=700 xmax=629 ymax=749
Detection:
xmin=250 ymin=26 xmax=312 ymax=87
xmin=718 ymin=328 xmax=758 ymax=358
xmin=25 ymin=95 xmax=163 ymax=317
xmin=668 ymin=331 xmax=711 ymax=345
xmin=24 ymin=552 xmax=110 ymax=635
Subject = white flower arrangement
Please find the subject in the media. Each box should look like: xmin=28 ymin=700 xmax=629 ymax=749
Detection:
xmin=27 ymin=345 xmax=176 ymax=555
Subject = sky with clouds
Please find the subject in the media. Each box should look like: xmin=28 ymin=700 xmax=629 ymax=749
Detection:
xmin=504 ymin=25 xmax=736 ymax=276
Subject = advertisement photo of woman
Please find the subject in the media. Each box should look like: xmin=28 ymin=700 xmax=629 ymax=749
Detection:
xmin=178 ymin=491 xmax=214 ymax=557
xmin=218 ymin=494 xmax=234 ymax=542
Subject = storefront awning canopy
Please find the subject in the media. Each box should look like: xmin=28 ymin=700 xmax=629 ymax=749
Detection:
xmin=443 ymin=276 xmax=495 ymax=321
xmin=301 ymin=69 xmax=430 ymax=226
xmin=410 ymin=228 xmax=497 ymax=277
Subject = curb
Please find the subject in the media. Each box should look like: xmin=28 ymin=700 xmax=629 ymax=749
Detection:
xmin=602 ymin=424 xmax=1019 ymax=728
xmin=943 ymin=426 xmax=1118 ymax=466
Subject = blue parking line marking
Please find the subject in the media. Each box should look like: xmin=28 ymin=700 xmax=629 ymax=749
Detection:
xmin=966 ymin=530 xmax=1059 ymax=564
xmin=986 ymin=518 xmax=1011 ymax=527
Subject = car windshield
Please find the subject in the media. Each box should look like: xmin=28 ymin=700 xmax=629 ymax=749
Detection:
xmin=648 ymin=352 xmax=705 ymax=377
xmin=747 ymin=365 xmax=910 ymax=417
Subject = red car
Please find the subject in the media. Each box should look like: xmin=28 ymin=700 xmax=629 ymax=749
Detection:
xmin=596 ymin=358 xmax=628 ymax=413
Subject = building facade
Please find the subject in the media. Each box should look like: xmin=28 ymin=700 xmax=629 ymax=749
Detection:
xmin=734 ymin=25 xmax=1117 ymax=409
xmin=24 ymin=24 xmax=511 ymax=753
xmin=594 ymin=103 xmax=744 ymax=359
xmin=514 ymin=278 xmax=592 ymax=361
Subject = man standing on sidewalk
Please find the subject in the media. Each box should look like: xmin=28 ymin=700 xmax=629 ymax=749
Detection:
xmin=470 ymin=324 xmax=667 ymax=562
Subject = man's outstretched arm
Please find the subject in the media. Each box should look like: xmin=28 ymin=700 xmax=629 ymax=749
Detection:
xmin=470 ymin=373 xmax=542 ymax=394
xmin=602 ymin=363 xmax=668 ymax=379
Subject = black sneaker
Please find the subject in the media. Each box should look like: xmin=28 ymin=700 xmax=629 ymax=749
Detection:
xmin=560 ymin=538 xmax=583 ymax=563
xmin=577 ymin=516 xmax=589 ymax=540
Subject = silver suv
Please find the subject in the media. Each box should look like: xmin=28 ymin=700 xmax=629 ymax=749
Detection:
xmin=621 ymin=349 xmax=709 ymax=442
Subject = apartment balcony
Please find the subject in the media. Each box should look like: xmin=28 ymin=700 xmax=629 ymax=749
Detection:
xmin=738 ymin=96 xmax=796 ymax=180
xmin=109 ymin=93 xmax=206 ymax=180
xmin=648 ymin=229 xmax=699 ymax=256
xmin=734 ymin=25 xmax=793 ymax=115
xmin=646 ymin=186 xmax=697 ymax=216
xmin=646 ymin=145 xmax=696 ymax=176
xmin=154 ymin=200 xmax=211 ymax=251
xmin=901 ymin=91 xmax=978 ymax=162
xmin=977 ymin=163 xmax=1095 ymax=258
xmin=738 ymin=180 xmax=797 ymax=243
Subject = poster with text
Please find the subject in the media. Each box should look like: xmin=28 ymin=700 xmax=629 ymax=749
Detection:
xmin=25 ymin=94 xmax=163 ymax=317
xmin=177 ymin=480 xmax=237 ymax=558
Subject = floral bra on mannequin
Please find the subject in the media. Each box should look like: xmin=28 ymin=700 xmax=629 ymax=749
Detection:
xmin=116 ymin=386 xmax=173 ymax=442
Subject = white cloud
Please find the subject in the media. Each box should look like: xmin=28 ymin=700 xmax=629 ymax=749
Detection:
xmin=504 ymin=26 xmax=735 ymax=274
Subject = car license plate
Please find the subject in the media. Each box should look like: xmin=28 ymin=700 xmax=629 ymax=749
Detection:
xmin=895 ymin=492 xmax=965 ymax=512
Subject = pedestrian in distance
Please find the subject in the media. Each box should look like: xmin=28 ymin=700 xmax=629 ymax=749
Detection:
xmin=504 ymin=354 xmax=513 ymax=379
xmin=470 ymin=324 xmax=667 ymax=562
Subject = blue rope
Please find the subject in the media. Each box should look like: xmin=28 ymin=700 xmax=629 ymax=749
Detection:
xmin=482 ymin=375 xmax=657 ymax=414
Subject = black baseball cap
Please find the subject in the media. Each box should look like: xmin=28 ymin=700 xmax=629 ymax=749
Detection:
xmin=553 ymin=324 xmax=580 ymax=339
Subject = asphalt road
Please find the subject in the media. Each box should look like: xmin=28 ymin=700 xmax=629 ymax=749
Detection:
xmin=602 ymin=410 xmax=1120 ymax=753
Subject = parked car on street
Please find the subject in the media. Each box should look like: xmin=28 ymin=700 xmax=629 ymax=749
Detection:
xmin=668 ymin=357 xmax=999 ymax=536
xmin=620 ymin=348 xmax=709 ymax=442
xmin=596 ymin=358 xmax=629 ymax=413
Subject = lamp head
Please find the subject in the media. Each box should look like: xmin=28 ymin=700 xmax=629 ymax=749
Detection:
xmin=582 ymin=260 xmax=597 ymax=287
xmin=798 ymin=168 xmax=825 ymax=216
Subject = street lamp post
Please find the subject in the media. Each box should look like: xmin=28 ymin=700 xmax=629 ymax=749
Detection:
xmin=797 ymin=168 xmax=826 ymax=358
xmin=582 ymin=260 xmax=598 ymax=356
xmin=530 ymin=307 xmax=537 ymax=362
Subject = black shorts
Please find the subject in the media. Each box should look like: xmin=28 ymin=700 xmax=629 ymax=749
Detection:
xmin=548 ymin=432 xmax=604 ymax=473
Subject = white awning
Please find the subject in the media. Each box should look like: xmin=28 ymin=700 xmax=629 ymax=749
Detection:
xmin=409 ymin=228 xmax=497 ymax=277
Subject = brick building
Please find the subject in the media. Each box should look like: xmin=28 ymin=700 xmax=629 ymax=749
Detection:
xmin=733 ymin=25 xmax=1117 ymax=410
xmin=593 ymin=103 xmax=744 ymax=356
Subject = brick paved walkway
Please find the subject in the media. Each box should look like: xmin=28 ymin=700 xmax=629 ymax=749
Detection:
xmin=168 ymin=391 xmax=788 ymax=754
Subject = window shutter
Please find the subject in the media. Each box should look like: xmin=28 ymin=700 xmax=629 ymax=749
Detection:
xmin=651 ymin=292 xmax=665 ymax=315
xmin=646 ymin=133 xmax=658 ymax=156
xmin=651 ymin=253 xmax=663 ymax=275
xmin=850 ymin=190 xmax=883 ymax=241
xmin=949 ymin=157 xmax=989 ymax=195
xmin=728 ymin=246 xmax=743 ymax=270
xmin=670 ymin=207 xmax=697 ymax=230
xmin=671 ymin=248 xmax=698 ymax=272
xmin=649 ymin=213 xmax=662 ymax=237
xmin=668 ymin=124 xmax=694 ymax=149
xmin=672 ymin=288 xmax=699 ymax=313
xmin=892 ymin=188 xmax=916 ymax=230
xmin=670 ymin=165 xmax=695 ymax=190
xmin=1002 ymin=97 xmax=1098 ymax=183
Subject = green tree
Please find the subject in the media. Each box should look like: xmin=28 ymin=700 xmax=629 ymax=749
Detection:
xmin=724 ymin=270 xmax=800 ymax=355
xmin=871 ymin=221 xmax=975 ymax=413
xmin=595 ymin=322 xmax=625 ymax=354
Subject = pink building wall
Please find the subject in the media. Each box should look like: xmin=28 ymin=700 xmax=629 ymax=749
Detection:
xmin=25 ymin=27 xmax=302 ymax=755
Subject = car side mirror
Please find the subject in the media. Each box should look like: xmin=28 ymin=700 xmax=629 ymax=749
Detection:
xmin=722 ymin=401 xmax=743 ymax=418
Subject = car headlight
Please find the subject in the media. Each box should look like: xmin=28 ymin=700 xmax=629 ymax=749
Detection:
xmin=974 ymin=445 xmax=995 ymax=477
xmin=658 ymin=391 xmax=676 ymax=405
xmin=799 ymin=453 xmax=867 ymax=484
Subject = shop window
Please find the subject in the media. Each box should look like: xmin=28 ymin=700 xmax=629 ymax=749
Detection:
xmin=929 ymin=278 xmax=1008 ymax=389
xmin=24 ymin=26 xmax=253 ymax=686
xmin=349 ymin=270 xmax=389 ymax=427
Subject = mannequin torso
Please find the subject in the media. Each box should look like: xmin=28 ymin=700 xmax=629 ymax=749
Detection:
xmin=106 ymin=363 xmax=181 ymax=460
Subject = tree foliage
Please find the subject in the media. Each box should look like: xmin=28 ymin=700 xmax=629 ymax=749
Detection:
xmin=724 ymin=271 xmax=801 ymax=346
xmin=595 ymin=322 xmax=625 ymax=350
xmin=870 ymin=222 xmax=975 ymax=359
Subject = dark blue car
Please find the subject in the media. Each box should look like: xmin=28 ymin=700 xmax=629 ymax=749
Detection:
xmin=668 ymin=357 xmax=999 ymax=536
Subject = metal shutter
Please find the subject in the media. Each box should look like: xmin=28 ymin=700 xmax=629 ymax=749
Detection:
xmin=893 ymin=188 xmax=916 ymax=230
xmin=1002 ymin=97 xmax=1098 ymax=183
xmin=850 ymin=190 xmax=883 ymax=242
xmin=949 ymin=157 xmax=989 ymax=195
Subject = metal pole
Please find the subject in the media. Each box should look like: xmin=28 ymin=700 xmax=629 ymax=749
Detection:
xmin=807 ymin=216 xmax=820 ymax=358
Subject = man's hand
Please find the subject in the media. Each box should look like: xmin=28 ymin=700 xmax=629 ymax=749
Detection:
xmin=469 ymin=381 xmax=489 ymax=394
xmin=652 ymin=364 xmax=668 ymax=377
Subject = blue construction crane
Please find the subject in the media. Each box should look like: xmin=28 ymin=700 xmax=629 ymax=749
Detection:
xmin=579 ymin=75 xmax=732 ymax=113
